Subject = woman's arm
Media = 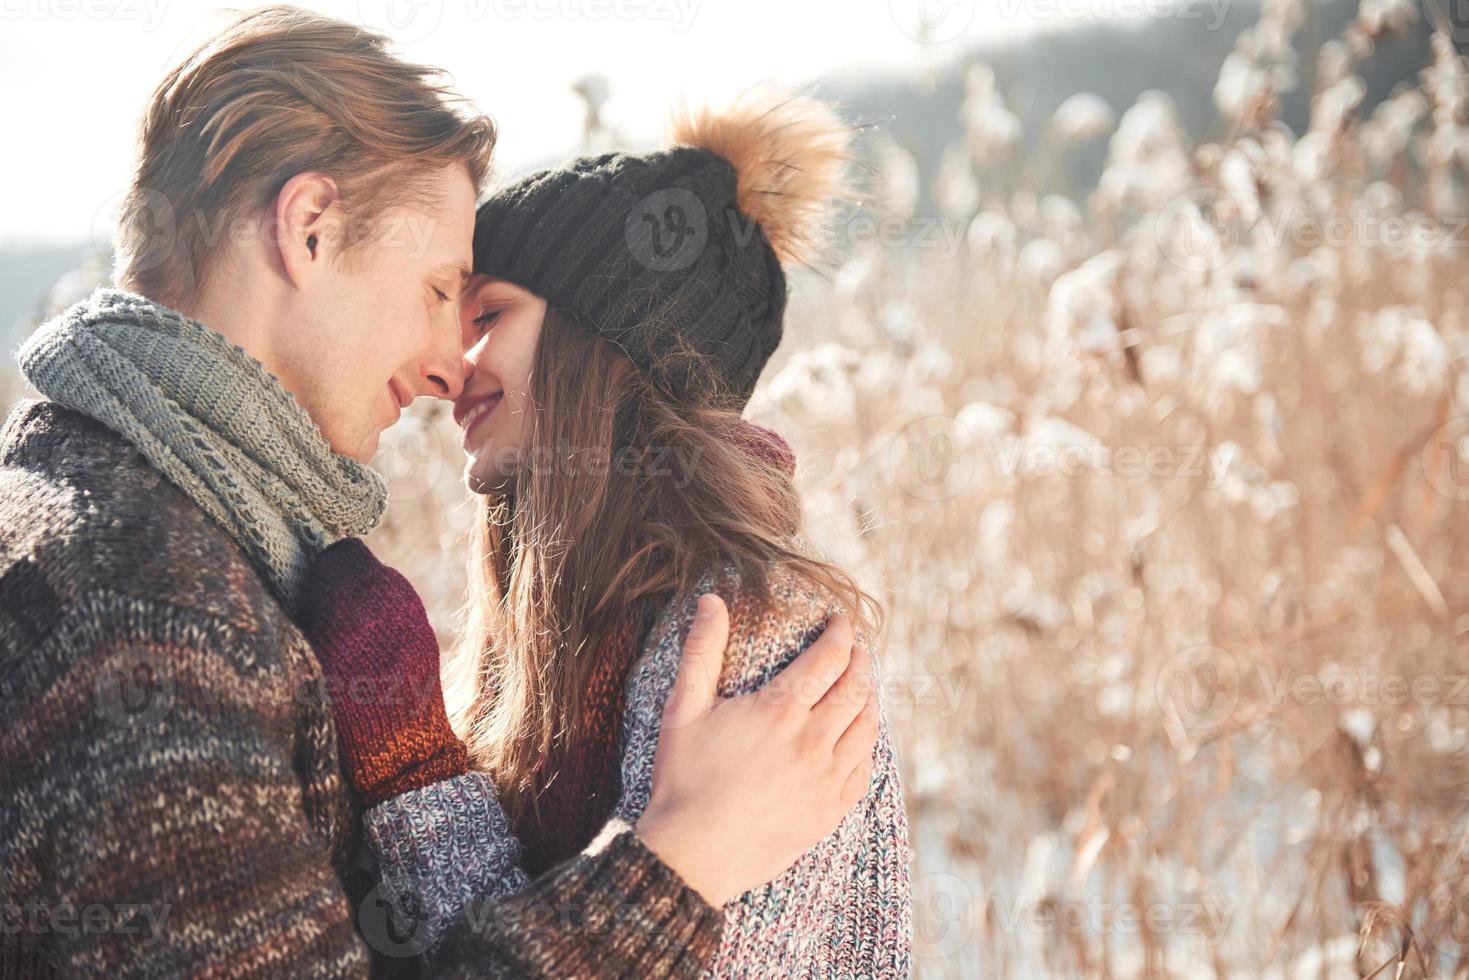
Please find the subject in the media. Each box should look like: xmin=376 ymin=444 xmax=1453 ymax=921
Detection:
xmin=614 ymin=567 xmax=914 ymax=978
xmin=298 ymin=539 xmax=879 ymax=969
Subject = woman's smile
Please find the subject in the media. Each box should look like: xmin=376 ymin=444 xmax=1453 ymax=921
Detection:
xmin=459 ymin=391 xmax=502 ymax=447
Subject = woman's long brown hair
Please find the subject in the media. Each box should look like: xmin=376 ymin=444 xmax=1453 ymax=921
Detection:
xmin=442 ymin=308 xmax=881 ymax=823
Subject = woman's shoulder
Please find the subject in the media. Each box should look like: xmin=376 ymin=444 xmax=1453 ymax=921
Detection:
xmin=615 ymin=560 xmax=850 ymax=818
xmin=645 ymin=561 xmax=843 ymax=698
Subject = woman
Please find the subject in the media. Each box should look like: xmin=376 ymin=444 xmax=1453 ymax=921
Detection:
xmin=309 ymin=90 xmax=912 ymax=976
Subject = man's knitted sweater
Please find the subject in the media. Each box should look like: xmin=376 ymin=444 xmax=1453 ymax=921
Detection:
xmin=0 ymin=290 xmax=724 ymax=977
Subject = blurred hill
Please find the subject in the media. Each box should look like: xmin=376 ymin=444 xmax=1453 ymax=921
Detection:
xmin=823 ymin=0 xmax=1451 ymax=211
xmin=0 ymin=243 xmax=102 ymax=355
xmin=2 ymin=0 xmax=1450 ymax=329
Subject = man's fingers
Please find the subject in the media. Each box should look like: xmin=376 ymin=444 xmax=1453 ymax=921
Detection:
xmin=662 ymin=593 xmax=730 ymax=730
xmin=812 ymin=639 xmax=874 ymax=736
xmin=841 ymin=753 xmax=876 ymax=809
xmin=763 ymin=614 xmax=854 ymax=711
xmin=833 ymin=684 xmax=880 ymax=775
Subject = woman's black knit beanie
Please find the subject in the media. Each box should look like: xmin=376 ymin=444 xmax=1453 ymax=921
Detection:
xmin=472 ymin=90 xmax=852 ymax=407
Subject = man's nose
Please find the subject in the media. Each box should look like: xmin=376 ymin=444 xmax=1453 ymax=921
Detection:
xmin=417 ymin=351 xmax=468 ymax=402
xmin=417 ymin=300 xmax=476 ymax=401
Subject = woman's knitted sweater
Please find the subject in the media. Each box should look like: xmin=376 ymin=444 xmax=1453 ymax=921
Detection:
xmin=366 ymin=564 xmax=914 ymax=978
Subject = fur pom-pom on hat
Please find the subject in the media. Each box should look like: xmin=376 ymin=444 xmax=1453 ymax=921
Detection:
xmin=668 ymin=88 xmax=854 ymax=268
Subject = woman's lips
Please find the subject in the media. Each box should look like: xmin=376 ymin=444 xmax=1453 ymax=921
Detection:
xmin=461 ymin=393 xmax=502 ymax=447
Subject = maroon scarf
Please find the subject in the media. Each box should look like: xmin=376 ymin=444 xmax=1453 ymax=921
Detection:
xmin=513 ymin=422 xmax=796 ymax=876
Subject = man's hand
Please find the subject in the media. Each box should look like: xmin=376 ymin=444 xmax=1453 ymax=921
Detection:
xmin=634 ymin=594 xmax=879 ymax=907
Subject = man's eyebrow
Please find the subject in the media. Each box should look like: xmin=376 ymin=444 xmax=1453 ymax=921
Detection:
xmin=432 ymin=262 xmax=474 ymax=293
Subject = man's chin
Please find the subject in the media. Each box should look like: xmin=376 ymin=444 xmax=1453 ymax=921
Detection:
xmin=339 ymin=426 xmax=382 ymax=464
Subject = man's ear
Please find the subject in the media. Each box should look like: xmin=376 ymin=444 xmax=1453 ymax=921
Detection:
xmin=275 ymin=172 xmax=342 ymax=289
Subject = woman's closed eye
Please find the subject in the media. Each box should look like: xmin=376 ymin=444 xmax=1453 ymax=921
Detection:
xmin=472 ymin=309 xmax=502 ymax=334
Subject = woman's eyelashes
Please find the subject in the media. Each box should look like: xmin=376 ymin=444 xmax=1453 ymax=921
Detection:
xmin=472 ymin=308 xmax=502 ymax=334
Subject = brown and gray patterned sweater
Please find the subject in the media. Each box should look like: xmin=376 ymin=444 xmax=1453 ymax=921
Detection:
xmin=0 ymin=398 xmax=723 ymax=978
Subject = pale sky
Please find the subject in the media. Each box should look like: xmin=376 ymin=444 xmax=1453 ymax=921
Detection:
xmin=0 ymin=0 xmax=1113 ymax=247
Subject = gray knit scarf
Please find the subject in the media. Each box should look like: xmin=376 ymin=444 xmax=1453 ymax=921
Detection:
xmin=16 ymin=287 xmax=389 ymax=614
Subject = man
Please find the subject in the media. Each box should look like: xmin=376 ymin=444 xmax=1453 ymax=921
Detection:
xmin=0 ymin=7 xmax=873 ymax=976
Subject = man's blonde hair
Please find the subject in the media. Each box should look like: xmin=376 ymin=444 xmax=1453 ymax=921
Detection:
xmin=115 ymin=5 xmax=496 ymax=308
